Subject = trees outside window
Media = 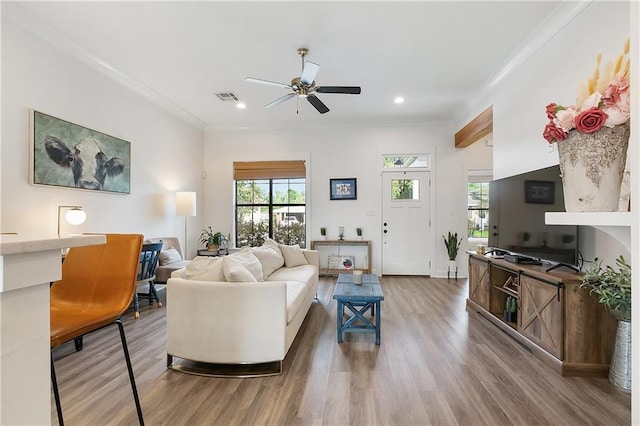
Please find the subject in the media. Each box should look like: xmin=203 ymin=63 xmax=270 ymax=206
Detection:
xmin=236 ymin=178 xmax=306 ymax=247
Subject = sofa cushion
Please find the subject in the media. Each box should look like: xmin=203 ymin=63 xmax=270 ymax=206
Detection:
xmin=159 ymin=247 xmax=182 ymax=265
xmin=267 ymin=264 xmax=317 ymax=284
xmin=184 ymin=256 xmax=225 ymax=281
xmin=252 ymin=245 xmax=285 ymax=278
xmin=278 ymin=244 xmax=308 ymax=268
xmin=284 ymin=280 xmax=310 ymax=324
xmin=223 ymin=248 xmax=263 ymax=282
xmin=223 ymin=259 xmax=258 ymax=282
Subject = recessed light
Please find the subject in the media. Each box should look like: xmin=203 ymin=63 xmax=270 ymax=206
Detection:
xmin=394 ymin=96 xmax=405 ymax=104
xmin=236 ymin=102 xmax=246 ymax=109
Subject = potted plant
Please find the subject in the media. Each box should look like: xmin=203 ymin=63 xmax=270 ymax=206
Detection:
xmin=356 ymin=227 xmax=363 ymax=240
xmin=580 ymin=255 xmax=631 ymax=392
xmin=320 ymin=227 xmax=327 ymax=240
xmin=504 ymin=296 xmax=517 ymax=323
xmin=443 ymin=231 xmax=462 ymax=279
xmin=199 ymin=226 xmax=228 ymax=251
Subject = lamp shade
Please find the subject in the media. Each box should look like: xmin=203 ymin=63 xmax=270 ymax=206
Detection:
xmin=65 ymin=208 xmax=87 ymax=225
xmin=176 ymin=191 xmax=196 ymax=217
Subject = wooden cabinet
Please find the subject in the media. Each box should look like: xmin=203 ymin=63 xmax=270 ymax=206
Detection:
xmin=468 ymin=257 xmax=490 ymax=310
xmin=466 ymin=253 xmax=616 ymax=377
xmin=519 ymin=274 xmax=564 ymax=359
xmin=310 ymin=240 xmax=372 ymax=276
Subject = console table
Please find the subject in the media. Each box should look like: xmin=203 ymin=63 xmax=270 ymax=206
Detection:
xmin=467 ymin=252 xmax=617 ymax=377
xmin=310 ymin=240 xmax=371 ymax=276
xmin=0 ymin=234 xmax=106 ymax=425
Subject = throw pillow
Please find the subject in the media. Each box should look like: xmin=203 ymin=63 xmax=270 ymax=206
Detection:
xmin=159 ymin=247 xmax=182 ymax=266
xmin=184 ymin=256 xmax=225 ymax=281
xmin=278 ymin=243 xmax=308 ymax=268
xmin=223 ymin=247 xmax=264 ymax=281
xmin=252 ymin=245 xmax=285 ymax=277
xmin=263 ymin=238 xmax=282 ymax=255
xmin=223 ymin=256 xmax=258 ymax=282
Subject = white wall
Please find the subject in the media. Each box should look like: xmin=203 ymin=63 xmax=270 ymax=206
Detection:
xmin=203 ymin=124 xmax=490 ymax=277
xmin=1 ymin=19 xmax=205 ymax=258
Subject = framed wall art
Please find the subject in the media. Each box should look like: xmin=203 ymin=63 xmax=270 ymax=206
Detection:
xmin=330 ymin=178 xmax=357 ymax=200
xmin=524 ymin=180 xmax=554 ymax=204
xmin=30 ymin=110 xmax=131 ymax=194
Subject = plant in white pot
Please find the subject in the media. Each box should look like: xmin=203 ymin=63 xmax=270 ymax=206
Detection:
xmin=443 ymin=231 xmax=462 ymax=279
xmin=199 ymin=227 xmax=228 ymax=251
xmin=356 ymin=227 xmax=363 ymax=241
xmin=580 ymin=255 xmax=631 ymax=392
xmin=320 ymin=227 xmax=327 ymax=240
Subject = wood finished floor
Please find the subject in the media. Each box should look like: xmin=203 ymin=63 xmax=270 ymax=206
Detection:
xmin=51 ymin=276 xmax=631 ymax=425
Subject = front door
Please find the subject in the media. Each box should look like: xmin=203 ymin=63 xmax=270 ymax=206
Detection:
xmin=381 ymin=171 xmax=431 ymax=275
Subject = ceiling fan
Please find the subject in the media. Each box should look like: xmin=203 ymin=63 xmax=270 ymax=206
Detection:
xmin=245 ymin=47 xmax=361 ymax=114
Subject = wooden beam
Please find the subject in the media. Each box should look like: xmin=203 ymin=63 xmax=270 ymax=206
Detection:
xmin=455 ymin=105 xmax=493 ymax=148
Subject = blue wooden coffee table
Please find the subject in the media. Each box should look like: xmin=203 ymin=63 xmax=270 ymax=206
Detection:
xmin=333 ymin=273 xmax=384 ymax=345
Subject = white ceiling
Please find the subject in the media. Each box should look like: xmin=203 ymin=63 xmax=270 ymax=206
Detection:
xmin=4 ymin=1 xmax=570 ymax=131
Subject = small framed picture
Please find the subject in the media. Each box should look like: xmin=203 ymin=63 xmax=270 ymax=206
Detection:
xmin=524 ymin=180 xmax=554 ymax=204
xmin=330 ymin=178 xmax=357 ymax=200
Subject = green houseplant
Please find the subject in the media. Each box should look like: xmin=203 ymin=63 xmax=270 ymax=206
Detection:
xmin=199 ymin=227 xmax=228 ymax=251
xmin=443 ymin=231 xmax=462 ymax=261
xmin=356 ymin=227 xmax=363 ymax=240
xmin=320 ymin=227 xmax=327 ymax=240
xmin=580 ymin=255 xmax=631 ymax=392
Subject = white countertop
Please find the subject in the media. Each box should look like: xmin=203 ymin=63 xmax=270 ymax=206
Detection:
xmin=0 ymin=234 xmax=106 ymax=255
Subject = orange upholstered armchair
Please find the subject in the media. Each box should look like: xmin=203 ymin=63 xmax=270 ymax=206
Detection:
xmin=50 ymin=233 xmax=144 ymax=425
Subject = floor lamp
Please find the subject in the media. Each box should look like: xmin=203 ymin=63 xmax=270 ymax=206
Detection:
xmin=176 ymin=192 xmax=196 ymax=259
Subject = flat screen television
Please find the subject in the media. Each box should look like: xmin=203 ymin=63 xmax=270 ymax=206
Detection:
xmin=488 ymin=165 xmax=579 ymax=267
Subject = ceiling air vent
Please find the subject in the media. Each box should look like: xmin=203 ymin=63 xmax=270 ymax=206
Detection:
xmin=215 ymin=92 xmax=239 ymax=102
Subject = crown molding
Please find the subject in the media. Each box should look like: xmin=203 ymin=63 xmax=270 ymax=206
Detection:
xmin=2 ymin=2 xmax=205 ymax=130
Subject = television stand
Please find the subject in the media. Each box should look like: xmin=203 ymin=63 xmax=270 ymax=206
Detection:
xmin=545 ymin=262 xmax=580 ymax=273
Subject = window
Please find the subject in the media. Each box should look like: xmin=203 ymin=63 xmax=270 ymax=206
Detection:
xmin=467 ymin=180 xmax=490 ymax=246
xmin=391 ymin=179 xmax=420 ymax=200
xmin=234 ymin=161 xmax=306 ymax=248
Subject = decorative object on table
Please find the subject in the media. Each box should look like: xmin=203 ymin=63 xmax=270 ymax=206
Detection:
xmin=338 ymin=226 xmax=345 ymax=240
xmin=31 ymin=110 xmax=130 ymax=193
xmin=176 ymin=191 xmax=196 ymax=256
xmin=443 ymin=231 xmax=462 ymax=280
xmin=503 ymin=296 xmax=517 ymax=323
xmin=580 ymin=255 xmax=631 ymax=392
xmin=199 ymin=227 xmax=228 ymax=252
xmin=329 ymin=178 xmax=357 ymax=200
xmin=356 ymin=227 xmax=363 ymax=241
xmin=320 ymin=227 xmax=327 ymax=240
xmin=542 ymin=37 xmax=630 ymax=212
xmin=352 ymin=270 xmax=363 ymax=285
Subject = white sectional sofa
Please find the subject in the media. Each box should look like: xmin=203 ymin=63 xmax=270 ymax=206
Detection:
xmin=166 ymin=239 xmax=319 ymax=375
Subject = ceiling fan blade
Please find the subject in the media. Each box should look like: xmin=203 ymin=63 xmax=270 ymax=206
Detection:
xmin=316 ymin=86 xmax=361 ymax=94
xmin=265 ymin=93 xmax=295 ymax=108
xmin=245 ymin=77 xmax=291 ymax=90
xmin=300 ymin=61 xmax=320 ymax=85
xmin=307 ymin=94 xmax=329 ymax=114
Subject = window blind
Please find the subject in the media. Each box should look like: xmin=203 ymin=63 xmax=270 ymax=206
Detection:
xmin=233 ymin=160 xmax=306 ymax=180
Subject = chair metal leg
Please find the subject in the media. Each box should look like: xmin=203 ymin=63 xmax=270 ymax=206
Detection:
xmin=51 ymin=353 xmax=65 ymax=426
xmin=116 ymin=320 xmax=144 ymax=426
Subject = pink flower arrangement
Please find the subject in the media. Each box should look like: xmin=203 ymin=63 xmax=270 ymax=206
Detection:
xmin=543 ymin=38 xmax=630 ymax=144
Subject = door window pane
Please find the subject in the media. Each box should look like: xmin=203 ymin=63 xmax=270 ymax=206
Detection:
xmin=391 ymin=179 xmax=420 ymax=200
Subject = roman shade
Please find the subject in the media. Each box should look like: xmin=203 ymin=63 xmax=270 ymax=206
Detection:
xmin=233 ymin=161 xmax=306 ymax=180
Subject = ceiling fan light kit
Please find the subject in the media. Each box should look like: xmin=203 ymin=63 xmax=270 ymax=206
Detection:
xmin=246 ymin=47 xmax=361 ymax=114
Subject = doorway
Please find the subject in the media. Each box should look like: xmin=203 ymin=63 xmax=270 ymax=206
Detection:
xmin=381 ymin=171 xmax=431 ymax=275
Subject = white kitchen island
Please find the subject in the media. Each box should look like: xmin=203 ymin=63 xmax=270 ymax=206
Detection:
xmin=0 ymin=234 xmax=106 ymax=425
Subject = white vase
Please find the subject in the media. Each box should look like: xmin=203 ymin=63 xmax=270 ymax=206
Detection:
xmin=609 ymin=319 xmax=631 ymax=393
xmin=557 ymin=123 xmax=629 ymax=212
